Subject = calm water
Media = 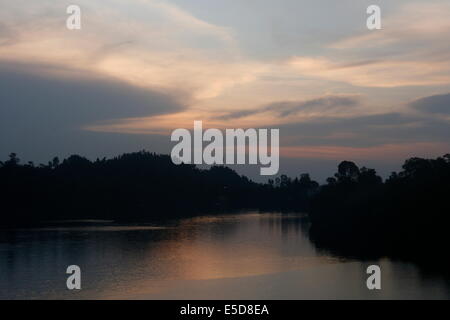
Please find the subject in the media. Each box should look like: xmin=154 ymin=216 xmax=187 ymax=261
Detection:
xmin=1 ymin=212 xmax=449 ymax=299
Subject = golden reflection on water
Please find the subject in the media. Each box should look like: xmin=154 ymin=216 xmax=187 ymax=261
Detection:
xmin=3 ymin=212 xmax=450 ymax=299
xmin=93 ymin=212 xmax=341 ymax=299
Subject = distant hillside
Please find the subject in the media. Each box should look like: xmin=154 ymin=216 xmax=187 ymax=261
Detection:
xmin=0 ymin=151 xmax=316 ymax=225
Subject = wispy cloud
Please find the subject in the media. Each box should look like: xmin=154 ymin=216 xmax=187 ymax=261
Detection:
xmin=281 ymin=142 xmax=449 ymax=161
xmin=410 ymin=93 xmax=450 ymax=116
xmin=288 ymin=56 xmax=450 ymax=88
xmin=216 ymin=95 xmax=361 ymax=120
xmin=288 ymin=1 xmax=450 ymax=88
xmin=0 ymin=0 xmax=265 ymax=101
xmin=330 ymin=2 xmax=450 ymax=50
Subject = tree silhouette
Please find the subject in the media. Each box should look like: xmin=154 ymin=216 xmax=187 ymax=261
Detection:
xmin=308 ymin=155 xmax=450 ymax=266
xmin=335 ymin=160 xmax=360 ymax=182
xmin=5 ymin=153 xmax=20 ymax=167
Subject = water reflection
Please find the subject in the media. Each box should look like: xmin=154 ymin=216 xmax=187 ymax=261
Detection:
xmin=0 ymin=212 xmax=449 ymax=299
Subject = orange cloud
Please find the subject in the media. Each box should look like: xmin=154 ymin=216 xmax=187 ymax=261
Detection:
xmin=281 ymin=142 xmax=450 ymax=161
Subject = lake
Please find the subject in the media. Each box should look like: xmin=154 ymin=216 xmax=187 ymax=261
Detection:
xmin=1 ymin=212 xmax=449 ymax=299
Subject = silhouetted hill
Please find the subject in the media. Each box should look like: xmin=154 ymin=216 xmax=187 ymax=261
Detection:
xmin=0 ymin=151 xmax=316 ymax=226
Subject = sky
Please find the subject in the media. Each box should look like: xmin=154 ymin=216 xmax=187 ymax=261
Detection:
xmin=0 ymin=0 xmax=449 ymax=182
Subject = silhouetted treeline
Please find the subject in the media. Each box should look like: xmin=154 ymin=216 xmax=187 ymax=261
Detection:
xmin=0 ymin=151 xmax=317 ymax=226
xmin=308 ymin=154 xmax=450 ymax=266
xmin=3 ymin=150 xmax=450 ymax=266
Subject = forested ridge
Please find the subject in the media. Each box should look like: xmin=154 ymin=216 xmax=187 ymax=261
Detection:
xmin=0 ymin=151 xmax=316 ymax=224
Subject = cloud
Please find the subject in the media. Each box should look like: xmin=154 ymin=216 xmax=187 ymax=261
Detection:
xmin=287 ymin=1 xmax=450 ymax=88
xmin=277 ymin=111 xmax=450 ymax=150
xmin=215 ymin=110 xmax=258 ymax=121
xmin=0 ymin=22 xmax=17 ymax=47
xmin=265 ymin=96 xmax=360 ymax=117
xmin=216 ymin=95 xmax=361 ymax=120
xmin=410 ymin=93 xmax=450 ymax=115
xmin=288 ymin=56 xmax=450 ymax=88
xmin=330 ymin=2 xmax=450 ymax=50
xmin=281 ymin=142 xmax=449 ymax=161
xmin=272 ymin=103 xmax=450 ymax=163
xmin=0 ymin=0 xmax=265 ymax=101
xmin=0 ymin=62 xmax=186 ymax=134
xmin=0 ymin=60 xmax=187 ymax=163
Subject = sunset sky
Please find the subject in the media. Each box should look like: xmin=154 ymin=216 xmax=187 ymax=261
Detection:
xmin=1 ymin=0 xmax=449 ymax=181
